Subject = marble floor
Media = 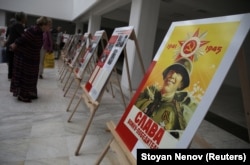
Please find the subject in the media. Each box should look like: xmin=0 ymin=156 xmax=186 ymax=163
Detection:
xmin=0 ymin=60 xmax=249 ymax=165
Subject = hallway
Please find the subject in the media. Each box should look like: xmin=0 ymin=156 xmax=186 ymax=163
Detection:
xmin=0 ymin=60 xmax=249 ymax=165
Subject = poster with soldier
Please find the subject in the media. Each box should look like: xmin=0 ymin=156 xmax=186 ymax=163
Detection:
xmin=85 ymin=26 xmax=134 ymax=101
xmin=115 ymin=13 xmax=250 ymax=157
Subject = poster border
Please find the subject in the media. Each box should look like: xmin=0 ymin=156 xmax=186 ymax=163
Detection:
xmin=115 ymin=13 xmax=250 ymax=155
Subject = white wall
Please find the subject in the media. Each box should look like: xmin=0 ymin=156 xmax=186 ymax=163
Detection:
xmin=72 ymin=0 xmax=99 ymax=20
xmin=0 ymin=11 xmax=6 ymax=26
xmin=0 ymin=0 xmax=73 ymax=20
xmin=0 ymin=0 xmax=101 ymax=21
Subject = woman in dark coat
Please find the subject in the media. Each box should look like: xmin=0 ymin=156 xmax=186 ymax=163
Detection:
xmin=10 ymin=16 xmax=52 ymax=102
xmin=4 ymin=12 xmax=26 ymax=80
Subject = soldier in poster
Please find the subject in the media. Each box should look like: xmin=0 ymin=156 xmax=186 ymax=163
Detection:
xmin=135 ymin=58 xmax=197 ymax=138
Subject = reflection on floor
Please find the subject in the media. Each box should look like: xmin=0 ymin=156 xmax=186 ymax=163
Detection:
xmin=0 ymin=61 xmax=249 ymax=165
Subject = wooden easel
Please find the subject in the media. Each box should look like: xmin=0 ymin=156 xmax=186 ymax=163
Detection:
xmin=95 ymin=121 xmax=136 ymax=165
xmin=63 ymin=53 xmax=95 ymax=97
xmin=94 ymin=48 xmax=250 ymax=164
xmin=60 ymin=33 xmax=91 ymax=87
xmin=63 ymin=30 xmax=108 ymax=102
xmin=58 ymin=35 xmax=74 ymax=77
xmin=58 ymin=34 xmax=82 ymax=81
xmin=71 ymin=84 xmax=101 ymax=156
xmin=107 ymin=66 xmax=128 ymax=108
xmin=68 ymin=27 xmax=146 ymax=156
xmin=57 ymin=34 xmax=73 ymax=71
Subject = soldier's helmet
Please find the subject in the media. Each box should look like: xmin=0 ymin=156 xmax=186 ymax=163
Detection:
xmin=162 ymin=58 xmax=192 ymax=91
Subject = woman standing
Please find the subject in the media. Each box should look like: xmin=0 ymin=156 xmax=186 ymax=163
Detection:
xmin=4 ymin=12 xmax=26 ymax=80
xmin=10 ymin=16 xmax=52 ymax=102
xmin=39 ymin=18 xmax=53 ymax=79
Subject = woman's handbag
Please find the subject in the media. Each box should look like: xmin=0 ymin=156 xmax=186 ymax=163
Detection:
xmin=44 ymin=52 xmax=55 ymax=68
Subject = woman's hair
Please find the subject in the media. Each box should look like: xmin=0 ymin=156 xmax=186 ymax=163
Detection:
xmin=15 ymin=11 xmax=27 ymax=22
xmin=36 ymin=16 xmax=51 ymax=26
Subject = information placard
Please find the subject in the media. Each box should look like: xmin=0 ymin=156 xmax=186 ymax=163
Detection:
xmin=70 ymin=32 xmax=90 ymax=68
xmin=115 ymin=13 xmax=250 ymax=157
xmin=85 ymin=26 xmax=134 ymax=101
xmin=76 ymin=30 xmax=105 ymax=78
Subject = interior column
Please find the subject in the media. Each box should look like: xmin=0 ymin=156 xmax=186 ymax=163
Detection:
xmin=121 ymin=0 xmax=161 ymax=92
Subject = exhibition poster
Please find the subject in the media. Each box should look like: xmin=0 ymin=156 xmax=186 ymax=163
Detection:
xmin=76 ymin=30 xmax=105 ymax=78
xmin=85 ymin=26 xmax=134 ymax=101
xmin=70 ymin=32 xmax=90 ymax=67
xmin=115 ymin=13 xmax=250 ymax=157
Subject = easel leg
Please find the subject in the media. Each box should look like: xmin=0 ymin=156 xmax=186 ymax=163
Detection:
xmin=57 ymin=58 xmax=64 ymax=72
xmin=67 ymin=95 xmax=82 ymax=122
xmin=109 ymin=82 xmax=115 ymax=97
xmin=63 ymin=69 xmax=73 ymax=91
xmin=58 ymin=63 xmax=66 ymax=80
xmin=63 ymin=78 xmax=74 ymax=97
xmin=75 ymin=108 xmax=97 ymax=156
xmin=66 ymin=81 xmax=81 ymax=112
xmin=61 ymin=68 xmax=69 ymax=83
xmin=114 ymin=68 xmax=127 ymax=108
xmin=58 ymin=60 xmax=65 ymax=72
xmin=95 ymin=138 xmax=113 ymax=165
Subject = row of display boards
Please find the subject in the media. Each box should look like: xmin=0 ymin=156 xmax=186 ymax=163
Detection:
xmin=57 ymin=13 xmax=250 ymax=164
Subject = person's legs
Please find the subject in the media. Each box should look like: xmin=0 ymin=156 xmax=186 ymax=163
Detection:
xmin=54 ymin=44 xmax=59 ymax=59
xmin=53 ymin=50 xmax=58 ymax=59
xmin=6 ymin=48 xmax=14 ymax=80
xmin=39 ymin=47 xmax=46 ymax=79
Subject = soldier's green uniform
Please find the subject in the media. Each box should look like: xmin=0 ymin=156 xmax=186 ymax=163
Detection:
xmin=135 ymin=58 xmax=197 ymax=138
xmin=135 ymin=84 xmax=196 ymax=133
